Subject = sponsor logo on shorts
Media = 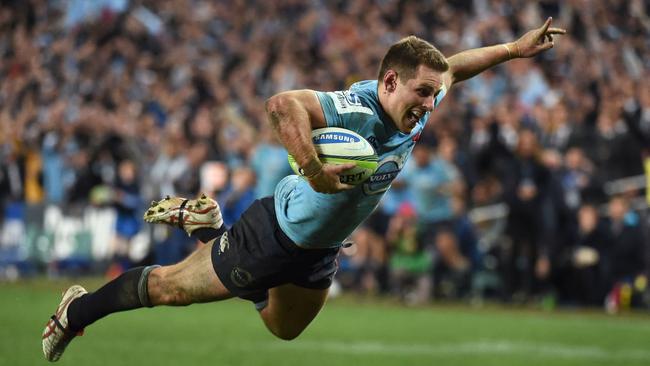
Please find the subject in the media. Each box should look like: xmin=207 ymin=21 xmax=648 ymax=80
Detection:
xmin=218 ymin=232 xmax=229 ymax=255
xmin=230 ymin=266 xmax=253 ymax=288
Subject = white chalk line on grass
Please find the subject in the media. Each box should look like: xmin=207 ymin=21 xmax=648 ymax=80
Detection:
xmin=231 ymin=340 xmax=650 ymax=361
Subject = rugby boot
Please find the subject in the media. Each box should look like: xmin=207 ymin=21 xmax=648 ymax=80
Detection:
xmin=143 ymin=193 xmax=223 ymax=236
xmin=42 ymin=285 xmax=88 ymax=362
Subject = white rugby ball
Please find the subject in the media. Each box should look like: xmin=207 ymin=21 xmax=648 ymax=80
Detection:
xmin=288 ymin=127 xmax=378 ymax=185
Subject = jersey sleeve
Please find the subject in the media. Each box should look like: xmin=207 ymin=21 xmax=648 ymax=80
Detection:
xmin=315 ymin=90 xmax=374 ymax=129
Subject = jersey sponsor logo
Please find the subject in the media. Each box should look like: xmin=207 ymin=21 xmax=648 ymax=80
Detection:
xmin=339 ymin=171 xmax=368 ymax=184
xmin=363 ymin=146 xmax=412 ymax=195
xmin=218 ymin=232 xmax=229 ymax=255
xmin=230 ymin=266 xmax=253 ymax=288
xmin=313 ymin=132 xmax=360 ymax=144
xmin=363 ymin=155 xmax=405 ymax=195
xmin=327 ymin=91 xmax=374 ymax=115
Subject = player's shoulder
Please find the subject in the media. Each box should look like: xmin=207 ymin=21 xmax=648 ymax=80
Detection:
xmin=318 ymin=80 xmax=378 ymax=117
xmin=348 ymin=80 xmax=378 ymax=103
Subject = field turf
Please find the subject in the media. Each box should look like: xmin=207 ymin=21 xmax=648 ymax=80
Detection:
xmin=3 ymin=278 xmax=650 ymax=366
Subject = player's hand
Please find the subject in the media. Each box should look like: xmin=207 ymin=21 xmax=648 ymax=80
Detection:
xmin=510 ymin=17 xmax=566 ymax=58
xmin=307 ymin=163 xmax=356 ymax=194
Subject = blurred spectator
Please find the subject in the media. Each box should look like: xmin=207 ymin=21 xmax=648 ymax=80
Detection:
xmin=400 ymin=138 xmax=463 ymax=248
xmin=0 ymin=144 xmax=25 ymax=215
xmin=218 ymin=166 xmax=256 ymax=228
xmin=387 ymin=202 xmax=432 ymax=305
xmin=537 ymin=101 xmax=572 ymax=151
xmin=105 ymin=159 xmax=142 ymax=277
xmin=173 ymin=142 xmax=209 ymax=197
xmin=469 ymin=173 xmax=507 ymax=284
xmin=249 ymin=124 xmax=293 ymax=198
xmin=501 ymin=129 xmax=555 ymax=301
xmin=607 ymin=196 xmax=646 ymax=284
xmin=148 ymin=125 xmax=189 ymax=198
xmin=556 ymin=203 xmax=613 ymax=306
xmin=432 ymin=196 xmax=482 ymax=299
xmin=346 ymin=219 xmax=389 ymax=295
xmin=560 ymin=147 xmax=600 ymax=210
xmin=41 ymin=128 xmax=67 ymax=204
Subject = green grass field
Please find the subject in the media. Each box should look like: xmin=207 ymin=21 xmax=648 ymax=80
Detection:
xmin=3 ymin=279 xmax=650 ymax=366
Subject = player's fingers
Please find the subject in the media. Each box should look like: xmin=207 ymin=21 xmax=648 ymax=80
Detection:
xmin=310 ymin=181 xmax=335 ymax=194
xmin=336 ymin=183 xmax=355 ymax=191
xmin=540 ymin=17 xmax=552 ymax=33
xmin=333 ymin=163 xmax=357 ymax=172
xmin=542 ymin=41 xmax=554 ymax=50
xmin=547 ymin=27 xmax=566 ymax=35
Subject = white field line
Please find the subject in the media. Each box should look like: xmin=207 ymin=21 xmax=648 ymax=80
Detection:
xmin=231 ymin=340 xmax=650 ymax=361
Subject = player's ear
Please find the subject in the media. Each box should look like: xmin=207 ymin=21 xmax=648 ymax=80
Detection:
xmin=383 ymin=70 xmax=398 ymax=93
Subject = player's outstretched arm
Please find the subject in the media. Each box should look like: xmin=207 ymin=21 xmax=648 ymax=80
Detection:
xmin=446 ymin=17 xmax=566 ymax=85
xmin=265 ymin=90 xmax=354 ymax=194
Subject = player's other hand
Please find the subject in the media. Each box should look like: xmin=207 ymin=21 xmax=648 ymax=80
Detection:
xmin=308 ymin=163 xmax=355 ymax=194
xmin=511 ymin=17 xmax=566 ymax=58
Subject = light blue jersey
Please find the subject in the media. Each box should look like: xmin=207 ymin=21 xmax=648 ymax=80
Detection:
xmin=274 ymin=80 xmax=446 ymax=248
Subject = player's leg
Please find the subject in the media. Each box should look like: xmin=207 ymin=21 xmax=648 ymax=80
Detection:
xmin=147 ymin=238 xmax=233 ymax=305
xmin=259 ymin=284 xmax=329 ymax=340
xmin=42 ymin=239 xmax=231 ymax=362
xmin=147 ymin=195 xmax=334 ymax=341
xmin=69 ymin=239 xmax=231 ymax=326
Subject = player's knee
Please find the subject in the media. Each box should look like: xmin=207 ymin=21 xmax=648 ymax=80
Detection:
xmin=271 ymin=329 xmax=301 ymax=341
xmin=268 ymin=324 xmax=304 ymax=341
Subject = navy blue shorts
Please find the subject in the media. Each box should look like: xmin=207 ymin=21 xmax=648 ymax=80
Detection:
xmin=211 ymin=197 xmax=340 ymax=303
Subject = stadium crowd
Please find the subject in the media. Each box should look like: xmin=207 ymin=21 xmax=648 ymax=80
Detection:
xmin=1 ymin=0 xmax=649 ymax=310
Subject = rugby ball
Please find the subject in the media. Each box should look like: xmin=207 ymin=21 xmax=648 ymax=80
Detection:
xmin=288 ymin=127 xmax=378 ymax=185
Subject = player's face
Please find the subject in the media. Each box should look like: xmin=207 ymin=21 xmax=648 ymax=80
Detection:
xmin=386 ymin=65 xmax=445 ymax=133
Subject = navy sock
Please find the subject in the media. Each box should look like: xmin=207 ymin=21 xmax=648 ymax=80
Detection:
xmin=191 ymin=226 xmax=226 ymax=243
xmin=67 ymin=266 xmax=147 ymax=331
